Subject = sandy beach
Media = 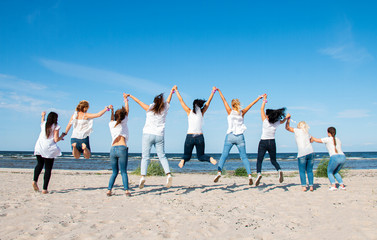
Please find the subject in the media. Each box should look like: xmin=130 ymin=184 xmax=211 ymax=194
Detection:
xmin=0 ymin=168 xmax=376 ymax=240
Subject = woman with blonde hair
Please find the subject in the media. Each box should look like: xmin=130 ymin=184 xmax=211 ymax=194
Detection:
xmin=311 ymin=127 xmax=346 ymax=191
xmin=214 ymin=89 xmax=263 ymax=185
xmin=286 ymin=117 xmax=315 ymax=191
xmin=64 ymin=100 xmax=112 ymax=159
xmin=127 ymin=86 xmax=175 ymax=189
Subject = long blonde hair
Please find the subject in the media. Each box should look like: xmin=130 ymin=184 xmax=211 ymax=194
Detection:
xmin=231 ymin=99 xmax=241 ymax=112
xmin=297 ymin=121 xmax=310 ymax=133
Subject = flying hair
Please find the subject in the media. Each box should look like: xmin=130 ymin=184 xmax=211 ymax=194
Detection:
xmin=266 ymin=108 xmax=286 ymax=124
xmin=114 ymin=106 xmax=128 ymax=127
xmin=192 ymin=99 xmax=207 ymax=114
xmin=151 ymin=93 xmax=165 ymax=114
xmin=45 ymin=112 xmax=58 ymax=138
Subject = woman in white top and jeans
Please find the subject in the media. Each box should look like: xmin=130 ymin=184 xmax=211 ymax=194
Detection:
xmin=128 ymin=86 xmax=175 ymax=189
xmin=214 ymin=89 xmax=263 ymax=185
xmin=285 ymin=117 xmax=315 ymax=191
xmin=107 ymin=93 xmax=131 ymax=197
xmin=33 ymin=111 xmax=65 ymax=194
xmin=255 ymin=94 xmax=290 ymax=186
xmin=174 ymin=86 xmax=217 ymax=168
xmin=64 ymin=100 xmax=111 ymax=159
xmin=311 ymin=127 xmax=346 ymax=191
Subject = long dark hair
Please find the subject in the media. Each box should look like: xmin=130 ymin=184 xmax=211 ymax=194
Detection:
xmin=150 ymin=93 xmax=165 ymax=114
xmin=114 ymin=107 xmax=128 ymax=127
xmin=192 ymin=99 xmax=206 ymax=114
xmin=327 ymin=127 xmax=338 ymax=153
xmin=45 ymin=112 xmax=58 ymax=138
xmin=266 ymin=108 xmax=286 ymax=124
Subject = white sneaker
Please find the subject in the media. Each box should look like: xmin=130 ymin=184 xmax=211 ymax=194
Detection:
xmin=339 ymin=186 xmax=346 ymax=190
xmin=139 ymin=177 xmax=145 ymax=189
xmin=255 ymin=174 xmax=262 ymax=186
xmin=166 ymin=175 xmax=172 ymax=188
xmin=329 ymin=186 xmax=337 ymax=191
xmin=248 ymin=175 xmax=253 ymax=185
xmin=214 ymin=172 xmax=221 ymax=183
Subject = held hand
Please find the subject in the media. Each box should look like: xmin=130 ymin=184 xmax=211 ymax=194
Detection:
xmin=310 ymin=137 xmax=314 ymax=143
xmin=172 ymin=85 xmax=178 ymax=91
xmin=212 ymin=86 xmax=217 ymax=93
xmin=286 ymin=113 xmax=291 ymax=119
xmin=263 ymin=93 xmax=267 ymax=99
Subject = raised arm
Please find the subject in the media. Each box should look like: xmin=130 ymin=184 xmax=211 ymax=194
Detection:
xmin=241 ymin=95 xmax=263 ymax=118
xmin=260 ymin=94 xmax=267 ymax=121
xmin=41 ymin=111 xmax=46 ymax=123
xmin=174 ymin=86 xmax=190 ymax=115
xmin=166 ymin=86 xmax=175 ymax=104
xmin=285 ymin=115 xmax=294 ymax=133
xmin=123 ymin=93 xmax=129 ymax=115
xmin=110 ymin=105 xmax=114 ymax=121
xmin=310 ymin=136 xmax=323 ymax=143
xmin=85 ymin=106 xmax=111 ymax=119
xmin=128 ymin=94 xmax=149 ymax=111
xmin=202 ymin=86 xmax=217 ymax=115
xmin=217 ymin=88 xmax=231 ymax=115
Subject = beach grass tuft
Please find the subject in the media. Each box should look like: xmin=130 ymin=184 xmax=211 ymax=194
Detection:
xmin=315 ymin=158 xmax=346 ymax=178
xmin=132 ymin=161 xmax=166 ymax=176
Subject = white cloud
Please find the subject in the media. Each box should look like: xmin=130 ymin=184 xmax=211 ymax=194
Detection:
xmin=38 ymin=58 xmax=171 ymax=95
xmin=0 ymin=74 xmax=47 ymax=91
xmin=337 ymin=109 xmax=370 ymax=119
xmin=319 ymin=20 xmax=374 ymax=63
xmin=320 ymin=44 xmax=373 ymax=63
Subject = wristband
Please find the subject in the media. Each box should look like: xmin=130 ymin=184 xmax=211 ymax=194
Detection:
xmin=172 ymin=90 xmax=175 ymax=93
xmin=263 ymin=100 xmax=268 ymax=103
xmin=106 ymin=107 xmax=110 ymax=111
xmin=212 ymin=89 xmax=217 ymax=93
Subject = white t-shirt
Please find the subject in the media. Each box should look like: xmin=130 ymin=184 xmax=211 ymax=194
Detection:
xmin=34 ymin=122 xmax=62 ymax=159
xmin=227 ymin=110 xmax=247 ymax=135
xmin=70 ymin=112 xmax=93 ymax=139
xmin=293 ymin=128 xmax=314 ymax=158
xmin=187 ymin=108 xmax=203 ymax=134
xmin=109 ymin=117 xmax=129 ymax=145
xmin=261 ymin=119 xmax=281 ymax=140
xmin=143 ymin=102 xmax=170 ymax=136
xmin=321 ymin=137 xmax=344 ymax=156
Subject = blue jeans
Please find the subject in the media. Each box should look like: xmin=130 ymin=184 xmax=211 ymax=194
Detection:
xmin=297 ymin=153 xmax=314 ymax=186
xmin=217 ymin=133 xmax=251 ymax=174
xmin=71 ymin=137 xmax=91 ymax=153
xmin=327 ymin=154 xmax=346 ymax=185
xmin=108 ymin=146 xmax=129 ymax=190
xmin=141 ymin=133 xmax=170 ymax=176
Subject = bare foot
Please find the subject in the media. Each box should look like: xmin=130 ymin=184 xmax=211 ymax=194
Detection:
xmin=32 ymin=181 xmax=39 ymax=192
xmin=106 ymin=190 xmax=112 ymax=196
xmin=125 ymin=190 xmax=131 ymax=197
xmin=309 ymin=186 xmax=314 ymax=192
xmin=178 ymin=160 xmax=185 ymax=168
xmin=42 ymin=190 xmax=49 ymax=194
xmin=302 ymin=187 xmax=307 ymax=192
xmin=210 ymin=157 xmax=217 ymax=165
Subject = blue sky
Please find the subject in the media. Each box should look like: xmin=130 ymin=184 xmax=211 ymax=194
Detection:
xmin=1 ymin=1 xmax=376 ymax=153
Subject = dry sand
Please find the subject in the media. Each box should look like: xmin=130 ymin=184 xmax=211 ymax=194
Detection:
xmin=0 ymin=168 xmax=376 ymax=240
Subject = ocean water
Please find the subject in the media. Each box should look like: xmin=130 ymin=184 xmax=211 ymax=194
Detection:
xmin=1 ymin=151 xmax=377 ymax=173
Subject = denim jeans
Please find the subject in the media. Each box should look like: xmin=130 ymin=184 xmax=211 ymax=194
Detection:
xmin=183 ymin=134 xmax=211 ymax=163
xmin=256 ymin=139 xmax=281 ymax=173
xmin=217 ymin=133 xmax=251 ymax=174
xmin=141 ymin=133 xmax=170 ymax=176
xmin=327 ymin=154 xmax=346 ymax=185
xmin=108 ymin=146 xmax=129 ymax=190
xmin=297 ymin=153 xmax=314 ymax=186
xmin=71 ymin=136 xmax=90 ymax=153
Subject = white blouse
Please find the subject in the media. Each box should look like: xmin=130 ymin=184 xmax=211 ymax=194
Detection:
xmin=143 ymin=102 xmax=170 ymax=136
xmin=293 ymin=128 xmax=314 ymax=158
xmin=187 ymin=107 xmax=203 ymax=134
xmin=109 ymin=117 xmax=129 ymax=145
xmin=70 ymin=112 xmax=93 ymax=139
xmin=227 ymin=110 xmax=246 ymax=135
xmin=34 ymin=122 xmax=62 ymax=158
xmin=261 ymin=119 xmax=281 ymax=140
xmin=321 ymin=137 xmax=344 ymax=156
